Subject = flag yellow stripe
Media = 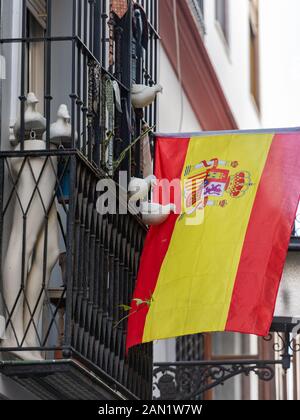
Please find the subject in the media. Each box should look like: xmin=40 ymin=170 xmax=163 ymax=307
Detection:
xmin=142 ymin=133 xmax=274 ymax=343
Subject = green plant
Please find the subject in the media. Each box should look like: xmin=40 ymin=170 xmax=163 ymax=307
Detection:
xmin=113 ymin=125 xmax=155 ymax=171
xmin=114 ymin=293 xmax=154 ymax=329
xmin=101 ymin=125 xmax=154 ymax=175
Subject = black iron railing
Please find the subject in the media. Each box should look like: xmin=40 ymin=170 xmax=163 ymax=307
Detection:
xmin=0 ymin=0 xmax=159 ymax=174
xmin=68 ymin=153 xmax=152 ymax=398
xmin=0 ymin=149 xmax=152 ymax=400
xmin=0 ymin=0 xmax=158 ymax=400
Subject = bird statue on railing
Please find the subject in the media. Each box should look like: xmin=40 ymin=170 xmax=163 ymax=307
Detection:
xmin=131 ymin=84 xmax=163 ymax=109
xmin=13 ymin=92 xmax=46 ymax=144
xmin=128 ymin=175 xmax=157 ymax=204
xmin=0 ymin=54 xmax=6 ymax=80
xmin=42 ymin=104 xmax=77 ymax=146
xmin=141 ymin=202 xmax=177 ymax=226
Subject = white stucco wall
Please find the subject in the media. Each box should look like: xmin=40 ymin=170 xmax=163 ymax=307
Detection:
xmin=158 ymin=47 xmax=202 ymax=134
xmin=203 ymin=0 xmax=261 ymax=129
xmin=203 ymin=0 xmax=300 ymax=131
xmin=260 ymin=0 xmax=300 ymax=128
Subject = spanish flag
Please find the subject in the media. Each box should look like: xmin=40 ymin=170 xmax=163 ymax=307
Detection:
xmin=127 ymin=130 xmax=300 ymax=350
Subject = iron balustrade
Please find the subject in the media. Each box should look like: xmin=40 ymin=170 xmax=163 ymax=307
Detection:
xmin=0 ymin=149 xmax=153 ymax=400
xmin=0 ymin=0 xmax=159 ymax=175
xmin=0 ymin=0 xmax=158 ymax=400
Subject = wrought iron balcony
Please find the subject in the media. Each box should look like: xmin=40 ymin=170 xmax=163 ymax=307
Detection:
xmin=0 ymin=0 xmax=158 ymax=400
xmin=0 ymin=149 xmax=153 ymax=400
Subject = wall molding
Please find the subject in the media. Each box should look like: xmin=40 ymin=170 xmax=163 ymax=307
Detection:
xmin=159 ymin=0 xmax=238 ymax=130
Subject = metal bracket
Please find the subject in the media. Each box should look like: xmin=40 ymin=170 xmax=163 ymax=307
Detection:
xmin=153 ymin=360 xmax=278 ymax=400
xmin=153 ymin=317 xmax=300 ymax=400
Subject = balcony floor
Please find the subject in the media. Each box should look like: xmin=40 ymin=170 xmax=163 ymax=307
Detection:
xmin=0 ymin=357 xmax=138 ymax=400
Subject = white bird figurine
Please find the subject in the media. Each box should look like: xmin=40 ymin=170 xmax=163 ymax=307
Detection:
xmin=141 ymin=202 xmax=176 ymax=226
xmin=13 ymin=92 xmax=46 ymax=143
xmin=131 ymin=84 xmax=163 ymax=109
xmin=42 ymin=104 xmax=77 ymax=146
xmin=0 ymin=54 xmax=6 ymax=80
xmin=112 ymin=80 xmax=122 ymax=113
xmin=128 ymin=175 xmax=157 ymax=203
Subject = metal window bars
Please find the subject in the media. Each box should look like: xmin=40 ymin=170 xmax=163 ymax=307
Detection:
xmin=0 ymin=0 xmax=159 ymax=174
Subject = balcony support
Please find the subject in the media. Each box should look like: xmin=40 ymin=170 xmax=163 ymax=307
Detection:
xmin=153 ymin=318 xmax=300 ymax=400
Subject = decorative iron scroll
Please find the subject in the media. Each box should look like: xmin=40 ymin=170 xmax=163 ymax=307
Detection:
xmin=153 ymin=362 xmax=276 ymax=400
xmin=154 ymin=329 xmax=300 ymax=400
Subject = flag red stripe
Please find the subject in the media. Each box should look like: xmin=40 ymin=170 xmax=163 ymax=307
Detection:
xmin=225 ymin=133 xmax=300 ymax=336
xmin=126 ymin=137 xmax=190 ymax=350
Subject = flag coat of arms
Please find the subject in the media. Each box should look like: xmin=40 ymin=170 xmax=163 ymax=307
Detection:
xmin=126 ymin=130 xmax=300 ymax=350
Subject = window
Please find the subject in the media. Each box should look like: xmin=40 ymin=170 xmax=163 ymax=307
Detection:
xmin=215 ymin=0 xmax=229 ymax=43
xmin=176 ymin=334 xmax=204 ymax=362
xmin=191 ymin=0 xmax=205 ymax=36
xmin=198 ymin=0 xmax=204 ymax=15
xmin=195 ymin=0 xmax=204 ymax=18
xmin=249 ymin=0 xmax=260 ymax=110
xmin=176 ymin=334 xmax=205 ymax=400
xmin=27 ymin=0 xmax=47 ymax=27
xmin=27 ymin=10 xmax=46 ymax=113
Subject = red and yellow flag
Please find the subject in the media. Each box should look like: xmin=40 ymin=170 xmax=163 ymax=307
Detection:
xmin=126 ymin=130 xmax=300 ymax=350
